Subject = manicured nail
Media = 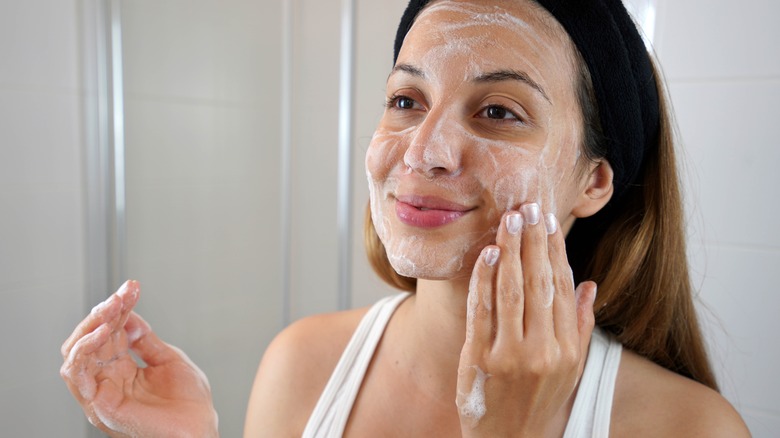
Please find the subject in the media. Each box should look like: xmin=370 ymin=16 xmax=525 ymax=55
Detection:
xmin=484 ymin=247 xmax=500 ymax=266
xmin=522 ymin=203 xmax=540 ymax=225
xmin=544 ymin=213 xmax=558 ymax=234
xmin=506 ymin=213 xmax=522 ymax=235
xmin=117 ymin=280 xmax=131 ymax=298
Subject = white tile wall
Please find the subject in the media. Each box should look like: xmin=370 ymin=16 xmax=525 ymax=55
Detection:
xmin=287 ymin=0 xmax=342 ymax=318
xmin=670 ymin=80 xmax=780 ymax=248
xmin=119 ymin=1 xmax=284 ymax=436
xmin=0 ymin=1 xmax=80 ymax=89
xmin=657 ymin=0 xmax=780 ymax=434
xmin=0 ymin=0 xmax=90 ymax=435
xmin=657 ymin=0 xmax=780 ymax=80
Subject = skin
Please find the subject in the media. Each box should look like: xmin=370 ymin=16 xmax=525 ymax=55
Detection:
xmin=59 ymin=280 xmax=218 ymax=437
xmin=366 ymin=0 xmax=589 ymax=281
xmin=61 ymin=0 xmax=750 ymax=436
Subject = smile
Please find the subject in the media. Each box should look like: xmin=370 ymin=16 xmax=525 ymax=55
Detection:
xmin=394 ymin=195 xmax=475 ymax=228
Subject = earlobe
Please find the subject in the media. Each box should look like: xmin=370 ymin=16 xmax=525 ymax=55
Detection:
xmin=571 ymin=160 xmax=614 ymax=218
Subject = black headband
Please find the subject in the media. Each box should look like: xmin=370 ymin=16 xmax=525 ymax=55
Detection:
xmin=392 ymin=0 xmax=660 ymax=200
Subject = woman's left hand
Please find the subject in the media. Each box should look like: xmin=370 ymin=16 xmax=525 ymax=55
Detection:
xmin=456 ymin=203 xmax=598 ymax=437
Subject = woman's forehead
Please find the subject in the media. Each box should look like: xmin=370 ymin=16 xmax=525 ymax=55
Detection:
xmin=412 ymin=0 xmax=557 ymax=41
xmin=398 ymin=0 xmax=573 ymax=88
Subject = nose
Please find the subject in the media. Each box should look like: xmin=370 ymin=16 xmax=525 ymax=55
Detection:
xmin=403 ymin=108 xmax=463 ymax=178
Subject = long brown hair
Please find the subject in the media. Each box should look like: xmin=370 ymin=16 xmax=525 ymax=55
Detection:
xmin=578 ymin=56 xmax=718 ymax=391
xmin=367 ymin=2 xmax=718 ymax=390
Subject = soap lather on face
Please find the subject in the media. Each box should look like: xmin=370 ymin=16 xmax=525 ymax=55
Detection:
xmin=366 ymin=1 xmax=587 ymax=281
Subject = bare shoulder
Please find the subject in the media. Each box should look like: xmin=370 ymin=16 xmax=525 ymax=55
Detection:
xmin=612 ymin=349 xmax=750 ymax=437
xmin=243 ymin=306 xmax=370 ymax=437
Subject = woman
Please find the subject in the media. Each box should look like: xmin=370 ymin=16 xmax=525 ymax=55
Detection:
xmin=61 ymin=0 xmax=750 ymax=436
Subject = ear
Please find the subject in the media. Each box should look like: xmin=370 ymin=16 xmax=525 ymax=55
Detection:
xmin=571 ymin=159 xmax=614 ymax=218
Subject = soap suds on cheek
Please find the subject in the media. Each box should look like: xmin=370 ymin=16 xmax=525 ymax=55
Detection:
xmin=537 ymin=117 xmax=582 ymax=218
xmin=457 ymin=365 xmax=491 ymax=426
xmin=367 ymin=128 xmax=413 ymax=238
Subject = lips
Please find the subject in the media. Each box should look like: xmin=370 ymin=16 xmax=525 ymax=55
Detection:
xmin=395 ymin=195 xmax=474 ymax=228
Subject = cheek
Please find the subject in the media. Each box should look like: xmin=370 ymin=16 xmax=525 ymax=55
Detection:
xmin=538 ymin=132 xmax=582 ymax=215
xmin=366 ymin=127 xmax=413 ymax=240
xmin=365 ymin=128 xmax=410 ymax=179
xmin=469 ymin=144 xmax=541 ymax=212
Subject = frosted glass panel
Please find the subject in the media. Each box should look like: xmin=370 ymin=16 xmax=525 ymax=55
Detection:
xmin=119 ymin=2 xmax=283 ymax=436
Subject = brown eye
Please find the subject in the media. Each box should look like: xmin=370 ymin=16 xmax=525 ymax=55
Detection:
xmin=397 ymin=96 xmax=416 ymax=109
xmin=486 ymin=105 xmax=511 ymax=119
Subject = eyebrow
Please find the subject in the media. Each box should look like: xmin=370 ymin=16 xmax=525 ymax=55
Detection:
xmin=389 ymin=64 xmax=550 ymax=104
xmin=474 ymin=70 xmax=551 ymax=103
xmin=389 ymin=63 xmax=426 ymax=79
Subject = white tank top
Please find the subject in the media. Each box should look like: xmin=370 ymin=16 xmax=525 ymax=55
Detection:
xmin=303 ymin=293 xmax=622 ymax=437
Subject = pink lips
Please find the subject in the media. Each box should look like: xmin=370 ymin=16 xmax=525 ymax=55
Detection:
xmin=395 ymin=195 xmax=474 ymax=228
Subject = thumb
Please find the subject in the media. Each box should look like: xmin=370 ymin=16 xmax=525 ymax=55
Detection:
xmin=574 ymin=281 xmax=597 ymax=373
xmin=124 ymin=312 xmax=181 ymax=367
xmin=574 ymin=281 xmax=597 ymax=335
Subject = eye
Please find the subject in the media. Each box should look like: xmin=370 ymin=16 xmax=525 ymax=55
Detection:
xmin=396 ymin=96 xmax=416 ymax=109
xmin=385 ymin=94 xmax=423 ymax=111
xmin=479 ymin=104 xmax=520 ymax=121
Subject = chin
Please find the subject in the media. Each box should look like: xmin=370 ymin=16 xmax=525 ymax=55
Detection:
xmin=385 ymin=240 xmax=481 ymax=281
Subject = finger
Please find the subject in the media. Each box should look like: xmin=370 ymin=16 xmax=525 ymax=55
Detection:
xmin=519 ymin=203 xmax=554 ymax=338
xmin=60 ymin=322 xmax=112 ymax=401
xmin=125 ymin=311 xmax=182 ymax=366
xmin=61 ymin=294 xmax=120 ymax=360
xmin=546 ymin=213 xmax=578 ymax=343
xmin=575 ymin=281 xmax=597 ymax=336
xmin=495 ymin=211 xmax=525 ymax=343
xmin=575 ymin=281 xmax=598 ymax=374
xmin=464 ymin=246 xmax=499 ymax=352
xmin=114 ymin=279 xmax=140 ymax=332
xmin=61 ymin=280 xmax=139 ymax=359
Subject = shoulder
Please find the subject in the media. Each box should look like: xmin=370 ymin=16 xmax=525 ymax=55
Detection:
xmin=243 ymin=306 xmax=370 ymax=437
xmin=611 ymin=349 xmax=750 ymax=437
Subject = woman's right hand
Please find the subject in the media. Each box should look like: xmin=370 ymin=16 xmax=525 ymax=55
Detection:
xmin=60 ymin=281 xmax=219 ymax=437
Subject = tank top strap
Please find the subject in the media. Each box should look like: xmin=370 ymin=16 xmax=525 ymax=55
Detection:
xmin=302 ymin=293 xmax=410 ymax=438
xmin=563 ymin=327 xmax=623 ymax=438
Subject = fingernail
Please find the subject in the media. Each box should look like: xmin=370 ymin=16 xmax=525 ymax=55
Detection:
xmin=522 ymin=203 xmax=540 ymax=225
xmin=506 ymin=213 xmax=522 ymax=235
xmin=544 ymin=213 xmax=558 ymax=234
xmin=116 ymin=280 xmax=130 ymax=297
xmin=484 ymin=247 xmax=500 ymax=266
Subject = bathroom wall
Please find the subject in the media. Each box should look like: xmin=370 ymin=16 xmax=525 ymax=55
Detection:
xmin=0 ymin=0 xmax=777 ymax=436
xmin=0 ymin=0 xmax=91 ymax=436
xmin=654 ymin=0 xmax=780 ymax=434
xmin=118 ymin=1 xmax=284 ymax=436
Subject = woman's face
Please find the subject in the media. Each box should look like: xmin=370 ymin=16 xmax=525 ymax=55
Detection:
xmin=366 ymin=0 xmax=588 ymax=280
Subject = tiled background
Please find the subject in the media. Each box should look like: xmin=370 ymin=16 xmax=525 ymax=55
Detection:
xmin=656 ymin=0 xmax=780 ymax=434
xmin=0 ymin=0 xmax=777 ymax=436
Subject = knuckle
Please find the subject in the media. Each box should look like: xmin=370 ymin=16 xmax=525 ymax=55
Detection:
xmin=560 ymin=343 xmax=580 ymax=367
xmin=498 ymin=287 xmax=522 ymax=308
xmin=474 ymin=301 xmax=491 ymax=319
xmin=524 ymin=349 xmax=557 ymax=377
xmin=553 ymin=273 xmax=573 ymax=295
xmin=526 ymin=271 xmax=553 ymax=293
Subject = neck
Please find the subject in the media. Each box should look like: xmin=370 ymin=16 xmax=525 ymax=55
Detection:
xmin=391 ymin=277 xmax=472 ymax=398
